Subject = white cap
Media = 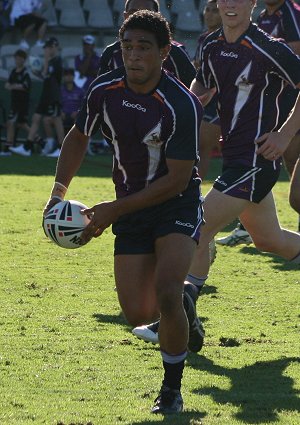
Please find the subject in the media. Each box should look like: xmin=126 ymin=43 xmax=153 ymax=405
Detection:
xmin=83 ymin=35 xmax=95 ymax=45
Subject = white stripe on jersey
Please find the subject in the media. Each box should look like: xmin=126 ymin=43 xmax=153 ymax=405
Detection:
xmin=160 ymin=73 xmax=200 ymax=159
xmin=103 ymin=99 xmax=128 ymax=190
xmin=286 ymin=1 xmax=300 ymax=39
xmin=245 ymin=36 xmax=297 ymax=87
xmin=84 ymin=77 xmax=123 ymax=136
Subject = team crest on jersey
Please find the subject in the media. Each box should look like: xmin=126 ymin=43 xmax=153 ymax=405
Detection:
xmin=142 ymin=121 xmax=163 ymax=147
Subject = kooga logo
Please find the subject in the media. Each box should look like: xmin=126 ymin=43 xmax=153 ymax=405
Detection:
xmin=221 ymin=51 xmax=238 ymax=58
xmin=122 ymin=100 xmax=146 ymax=112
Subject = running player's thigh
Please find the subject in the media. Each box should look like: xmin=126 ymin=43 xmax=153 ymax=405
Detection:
xmin=114 ymin=253 xmax=158 ymax=325
xmin=202 ymin=188 xmax=249 ymax=243
xmin=240 ymin=191 xmax=282 ymax=243
xmin=155 ymin=233 xmax=196 ymax=288
xmin=283 ymin=133 xmax=300 ymax=177
xmin=200 ymin=121 xmax=221 ymax=149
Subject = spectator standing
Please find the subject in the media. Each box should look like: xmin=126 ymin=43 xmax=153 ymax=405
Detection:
xmin=74 ymin=35 xmax=101 ymax=92
xmin=10 ymin=37 xmax=64 ymax=157
xmin=1 ymin=48 xmax=31 ymax=156
xmin=0 ymin=0 xmax=11 ymax=41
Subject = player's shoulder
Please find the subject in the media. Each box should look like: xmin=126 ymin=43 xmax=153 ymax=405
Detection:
xmin=160 ymin=70 xmax=201 ymax=110
xmin=246 ymin=23 xmax=290 ymax=50
xmin=201 ymin=28 xmax=222 ymax=49
xmin=89 ymin=66 xmax=125 ymax=91
xmin=102 ymin=40 xmax=121 ymax=55
xmin=170 ymin=40 xmax=190 ymax=57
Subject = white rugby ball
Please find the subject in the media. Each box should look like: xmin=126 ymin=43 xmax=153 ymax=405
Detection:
xmin=28 ymin=55 xmax=43 ymax=73
xmin=43 ymin=200 xmax=91 ymax=249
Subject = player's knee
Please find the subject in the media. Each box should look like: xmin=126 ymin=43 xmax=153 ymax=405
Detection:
xmin=156 ymin=282 xmax=182 ymax=316
xmin=252 ymin=235 xmax=280 ymax=253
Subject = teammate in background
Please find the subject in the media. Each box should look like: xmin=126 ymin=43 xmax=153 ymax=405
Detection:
xmin=1 ymin=49 xmax=31 ymax=156
xmin=43 ymin=11 xmax=204 ymax=414
xmin=217 ymin=0 xmax=300 ymax=244
xmin=98 ymin=0 xmax=196 ymax=87
xmin=133 ymin=0 xmax=300 ymax=349
xmin=10 ymin=37 xmax=64 ymax=157
xmin=75 ymin=35 xmax=101 ymax=92
xmin=193 ymin=0 xmax=222 ymax=179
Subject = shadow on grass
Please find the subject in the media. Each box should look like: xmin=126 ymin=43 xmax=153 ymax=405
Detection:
xmin=188 ymin=355 xmax=300 ymax=423
xmin=92 ymin=312 xmax=129 ymax=327
xmin=239 ymin=246 xmax=300 ymax=271
xmin=0 ymin=154 xmax=113 ymax=177
xmin=130 ymin=410 xmax=206 ymax=424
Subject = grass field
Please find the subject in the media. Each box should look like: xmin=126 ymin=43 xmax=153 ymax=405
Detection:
xmin=0 ymin=154 xmax=299 ymax=425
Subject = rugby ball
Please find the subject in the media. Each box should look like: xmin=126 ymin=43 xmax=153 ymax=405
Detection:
xmin=28 ymin=55 xmax=43 ymax=73
xmin=43 ymin=200 xmax=91 ymax=249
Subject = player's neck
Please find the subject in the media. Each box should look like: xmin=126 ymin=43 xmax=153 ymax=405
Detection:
xmin=265 ymin=0 xmax=285 ymax=15
xmin=223 ymin=21 xmax=251 ymax=43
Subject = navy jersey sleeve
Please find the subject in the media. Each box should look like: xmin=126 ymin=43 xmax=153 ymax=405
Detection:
xmin=75 ymin=78 xmax=105 ymax=137
xmin=98 ymin=45 xmax=113 ymax=76
xmin=168 ymin=44 xmax=196 ymax=87
xmin=164 ymin=78 xmax=202 ymax=161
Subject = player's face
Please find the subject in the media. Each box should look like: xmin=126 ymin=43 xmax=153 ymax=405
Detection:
xmin=217 ymin=0 xmax=254 ymax=30
xmin=121 ymin=29 xmax=169 ymax=94
xmin=124 ymin=0 xmax=157 ymax=19
xmin=204 ymin=2 xmax=221 ymax=32
xmin=14 ymin=55 xmax=25 ymax=68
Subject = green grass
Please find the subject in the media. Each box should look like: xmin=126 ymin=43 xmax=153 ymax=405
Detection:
xmin=0 ymin=155 xmax=299 ymax=425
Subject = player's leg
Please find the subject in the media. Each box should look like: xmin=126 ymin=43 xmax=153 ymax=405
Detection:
xmin=198 ymin=120 xmax=221 ymax=179
xmin=152 ymin=232 xmax=196 ymax=414
xmin=289 ymin=157 xmax=300 ymax=231
xmin=240 ymin=191 xmax=300 ymax=261
xmin=189 ymin=187 xmax=249 ymax=277
xmin=114 ymin=253 xmax=159 ymax=326
xmin=282 ymin=133 xmax=300 ymax=177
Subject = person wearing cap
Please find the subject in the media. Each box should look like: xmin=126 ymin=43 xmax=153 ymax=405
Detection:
xmin=74 ymin=35 xmax=101 ymax=92
xmin=1 ymin=49 xmax=31 ymax=156
xmin=10 ymin=37 xmax=64 ymax=157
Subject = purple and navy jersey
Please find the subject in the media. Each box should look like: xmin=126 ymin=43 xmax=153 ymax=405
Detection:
xmin=194 ymin=31 xmax=210 ymax=66
xmin=76 ymin=67 xmax=202 ymax=198
xmin=75 ymin=52 xmax=101 ymax=90
xmin=61 ymin=83 xmax=85 ymax=115
xmin=98 ymin=40 xmax=196 ymax=87
xmin=196 ymin=23 xmax=300 ymax=167
xmin=257 ymin=0 xmax=300 ymax=42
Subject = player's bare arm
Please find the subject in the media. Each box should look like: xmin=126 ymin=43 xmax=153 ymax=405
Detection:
xmin=81 ymin=158 xmax=195 ymax=242
xmin=190 ymin=78 xmax=216 ymax=106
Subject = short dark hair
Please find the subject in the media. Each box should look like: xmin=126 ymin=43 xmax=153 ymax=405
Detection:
xmin=14 ymin=49 xmax=27 ymax=59
xmin=125 ymin=0 xmax=159 ymax=12
xmin=119 ymin=10 xmax=171 ymax=49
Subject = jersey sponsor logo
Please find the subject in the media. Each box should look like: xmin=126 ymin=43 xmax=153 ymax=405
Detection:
xmin=220 ymin=51 xmax=238 ymax=59
xmin=122 ymin=100 xmax=146 ymax=112
xmin=175 ymin=220 xmax=194 ymax=229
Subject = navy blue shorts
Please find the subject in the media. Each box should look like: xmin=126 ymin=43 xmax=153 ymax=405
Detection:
xmin=213 ymin=164 xmax=281 ymax=203
xmin=113 ymin=187 xmax=204 ymax=255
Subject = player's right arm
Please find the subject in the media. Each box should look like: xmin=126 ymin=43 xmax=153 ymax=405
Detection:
xmin=43 ymin=126 xmax=89 ymax=216
xmin=190 ymin=78 xmax=216 ymax=106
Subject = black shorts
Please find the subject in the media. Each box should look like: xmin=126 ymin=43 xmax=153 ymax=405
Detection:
xmin=35 ymin=101 xmax=61 ymax=117
xmin=203 ymin=97 xmax=220 ymax=125
xmin=15 ymin=14 xmax=46 ymax=31
xmin=113 ymin=188 xmax=204 ymax=255
xmin=213 ymin=164 xmax=281 ymax=203
xmin=8 ymin=104 xmax=29 ymax=124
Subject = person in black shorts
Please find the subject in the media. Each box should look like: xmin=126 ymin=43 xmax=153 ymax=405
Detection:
xmin=98 ymin=0 xmax=196 ymax=87
xmin=10 ymin=0 xmax=48 ymax=50
xmin=10 ymin=37 xmax=64 ymax=157
xmin=1 ymin=49 xmax=31 ymax=156
xmin=43 ymin=11 xmax=204 ymax=414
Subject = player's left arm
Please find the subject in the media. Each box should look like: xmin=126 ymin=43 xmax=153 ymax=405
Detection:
xmin=256 ymin=89 xmax=300 ymax=160
xmin=81 ymin=158 xmax=196 ymax=242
